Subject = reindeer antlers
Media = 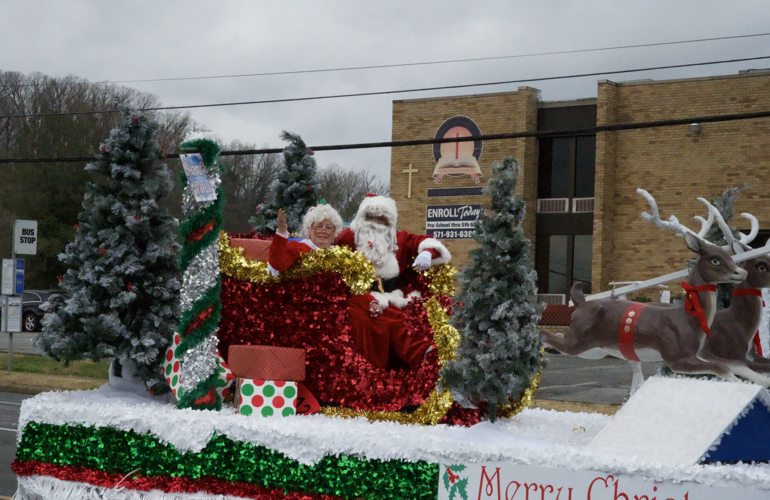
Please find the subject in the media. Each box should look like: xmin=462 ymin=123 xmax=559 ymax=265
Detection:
xmin=638 ymin=188 xmax=759 ymax=250
xmin=697 ymin=198 xmax=758 ymax=248
xmin=637 ymin=188 xmax=711 ymax=238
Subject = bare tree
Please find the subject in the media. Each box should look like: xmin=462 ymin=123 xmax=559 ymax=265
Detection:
xmin=0 ymin=70 xmax=195 ymax=288
xmin=316 ymin=163 xmax=389 ymax=221
xmin=219 ymin=141 xmax=283 ymax=233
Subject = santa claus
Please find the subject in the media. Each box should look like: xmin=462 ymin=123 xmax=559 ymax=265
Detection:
xmin=334 ymin=194 xmax=452 ymax=308
xmin=334 ymin=194 xmax=451 ymax=369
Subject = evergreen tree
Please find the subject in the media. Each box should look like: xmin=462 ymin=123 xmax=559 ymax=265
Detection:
xmin=249 ymin=131 xmax=317 ymax=234
xmin=36 ymin=106 xmax=182 ymax=393
xmin=440 ymin=157 xmax=544 ymax=421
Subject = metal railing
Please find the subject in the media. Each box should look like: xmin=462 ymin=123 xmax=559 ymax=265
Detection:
xmin=537 ymin=197 xmax=595 ymax=214
xmin=537 ymin=198 xmax=569 ymax=214
xmin=537 ymin=293 xmax=566 ymax=305
xmin=572 ymin=197 xmax=595 ymax=213
xmin=585 ymin=243 xmax=770 ymax=302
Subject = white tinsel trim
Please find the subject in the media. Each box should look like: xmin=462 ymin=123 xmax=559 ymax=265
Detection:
xmin=16 ymin=387 xmax=770 ymax=491
xmin=16 ymin=474 xmax=246 ymax=500
xmin=371 ymin=289 xmax=421 ymax=309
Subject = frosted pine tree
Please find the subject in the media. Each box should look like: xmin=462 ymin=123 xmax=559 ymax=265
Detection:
xmin=704 ymin=185 xmax=750 ymax=310
xmin=37 ymin=106 xmax=181 ymax=394
xmin=439 ymin=157 xmax=544 ymax=421
xmin=250 ymin=131 xmax=317 ymax=234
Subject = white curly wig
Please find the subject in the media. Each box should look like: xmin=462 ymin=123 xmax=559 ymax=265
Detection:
xmin=300 ymin=204 xmax=344 ymax=239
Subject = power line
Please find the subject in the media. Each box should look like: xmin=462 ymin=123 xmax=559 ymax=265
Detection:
xmin=2 ymin=109 xmax=769 ymax=164
xmin=3 ymin=54 xmax=770 ymax=120
xmin=97 ymin=32 xmax=770 ymax=84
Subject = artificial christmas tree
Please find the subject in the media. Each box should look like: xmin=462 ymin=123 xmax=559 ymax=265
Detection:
xmin=249 ymin=131 xmax=317 ymax=235
xmin=36 ymin=106 xmax=181 ymax=393
xmin=439 ymin=157 xmax=544 ymax=421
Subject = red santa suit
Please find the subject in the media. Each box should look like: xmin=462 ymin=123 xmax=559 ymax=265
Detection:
xmin=267 ymin=231 xmax=431 ymax=369
xmin=333 ymin=194 xmax=452 ymax=369
xmin=333 ymin=194 xmax=451 ymax=308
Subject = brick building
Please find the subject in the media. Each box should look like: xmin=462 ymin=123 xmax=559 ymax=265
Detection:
xmin=389 ymin=70 xmax=770 ymax=302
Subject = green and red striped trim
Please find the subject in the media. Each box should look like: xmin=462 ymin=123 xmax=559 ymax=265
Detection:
xmin=15 ymin=422 xmax=439 ymax=500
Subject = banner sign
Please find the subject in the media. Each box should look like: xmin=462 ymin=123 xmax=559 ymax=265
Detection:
xmin=1 ymin=259 xmax=12 ymax=296
xmin=438 ymin=462 xmax=768 ymax=500
xmin=426 ymin=204 xmax=482 ymax=239
xmin=14 ymin=219 xmax=38 ymax=255
xmin=181 ymin=154 xmax=217 ymax=202
xmin=6 ymin=296 xmax=21 ymax=332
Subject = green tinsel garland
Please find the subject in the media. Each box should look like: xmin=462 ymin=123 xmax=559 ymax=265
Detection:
xmin=175 ymin=283 xmax=222 ymax=358
xmin=17 ymin=422 xmax=439 ymax=500
xmin=178 ymin=185 xmax=225 ymax=271
xmin=170 ymin=138 xmax=228 ymax=411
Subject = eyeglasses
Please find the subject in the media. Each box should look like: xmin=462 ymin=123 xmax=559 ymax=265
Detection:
xmin=312 ymin=224 xmax=335 ymax=233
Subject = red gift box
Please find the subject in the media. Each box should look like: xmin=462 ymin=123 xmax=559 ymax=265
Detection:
xmin=230 ymin=238 xmax=272 ymax=262
xmin=228 ymin=345 xmax=306 ymax=381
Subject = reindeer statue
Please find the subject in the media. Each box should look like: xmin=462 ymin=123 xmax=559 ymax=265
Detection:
xmin=699 ymin=200 xmax=770 ymax=372
xmin=541 ymin=190 xmax=770 ymax=387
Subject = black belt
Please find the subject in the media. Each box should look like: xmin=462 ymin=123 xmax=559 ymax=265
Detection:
xmin=371 ymin=276 xmax=402 ymax=294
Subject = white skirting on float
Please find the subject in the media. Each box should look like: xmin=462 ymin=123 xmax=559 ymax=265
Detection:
xmin=16 ymin=475 xmax=245 ymax=500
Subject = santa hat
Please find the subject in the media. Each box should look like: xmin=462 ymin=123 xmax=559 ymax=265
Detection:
xmin=299 ymin=204 xmax=344 ymax=239
xmin=352 ymin=194 xmax=398 ymax=229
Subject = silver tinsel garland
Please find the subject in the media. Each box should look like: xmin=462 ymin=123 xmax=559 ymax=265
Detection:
xmin=179 ymin=331 xmax=220 ymax=392
xmin=179 ymin=242 xmax=220 ymax=313
xmin=173 ymin=166 xmax=223 ymax=397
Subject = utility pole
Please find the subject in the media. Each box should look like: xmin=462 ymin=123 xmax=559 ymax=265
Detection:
xmin=7 ymin=243 xmax=13 ymax=372
xmin=5 ymin=220 xmax=37 ymax=372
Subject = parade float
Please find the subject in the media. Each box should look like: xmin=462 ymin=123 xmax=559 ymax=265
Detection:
xmin=13 ymin=110 xmax=770 ymax=499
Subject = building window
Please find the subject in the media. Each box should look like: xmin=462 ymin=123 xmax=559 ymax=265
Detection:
xmin=574 ymin=136 xmax=596 ymax=198
xmin=536 ymin=234 xmax=593 ymax=296
xmin=548 ymin=235 xmax=569 ymax=294
xmin=572 ymin=235 xmax=593 ymax=293
xmin=537 ymin=136 xmax=596 ymax=200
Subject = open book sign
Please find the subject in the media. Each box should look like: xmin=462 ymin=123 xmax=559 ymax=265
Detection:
xmin=181 ymin=154 xmax=217 ymax=202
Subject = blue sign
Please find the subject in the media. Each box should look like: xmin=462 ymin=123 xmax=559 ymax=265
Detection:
xmin=15 ymin=259 xmax=24 ymax=295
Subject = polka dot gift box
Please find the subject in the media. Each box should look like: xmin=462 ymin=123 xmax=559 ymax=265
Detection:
xmin=163 ymin=332 xmax=234 ymax=401
xmin=236 ymin=378 xmax=298 ymax=417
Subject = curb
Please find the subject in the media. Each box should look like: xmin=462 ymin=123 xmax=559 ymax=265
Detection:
xmin=0 ymin=372 xmax=105 ymax=396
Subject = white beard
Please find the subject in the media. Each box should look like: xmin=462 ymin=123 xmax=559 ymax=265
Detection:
xmin=353 ymin=220 xmax=400 ymax=279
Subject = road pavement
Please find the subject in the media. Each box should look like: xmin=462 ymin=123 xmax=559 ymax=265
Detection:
xmin=0 ymin=332 xmax=42 ymax=356
xmin=0 ymin=392 xmax=30 ymax=498
xmin=539 ymin=352 xmax=661 ymax=405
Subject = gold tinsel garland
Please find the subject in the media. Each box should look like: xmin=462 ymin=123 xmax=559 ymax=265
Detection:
xmin=218 ymin=232 xmax=375 ymax=295
xmin=218 ymin=233 xmax=539 ymax=424
xmin=422 ymin=264 xmax=457 ymax=297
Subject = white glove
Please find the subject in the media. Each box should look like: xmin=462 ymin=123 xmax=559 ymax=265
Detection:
xmin=413 ymin=251 xmax=433 ymax=271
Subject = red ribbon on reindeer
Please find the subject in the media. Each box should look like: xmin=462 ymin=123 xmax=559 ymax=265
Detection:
xmin=732 ymin=288 xmax=765 ymax=356
xmin=681 ymin=282 xmax=717 ymax=335
xmin=618 ymin=302 xmax=647 ymax=361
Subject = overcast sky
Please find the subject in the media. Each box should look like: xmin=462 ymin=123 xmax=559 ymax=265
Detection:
xmin=2 ymin=1 xmax=769 ymax=181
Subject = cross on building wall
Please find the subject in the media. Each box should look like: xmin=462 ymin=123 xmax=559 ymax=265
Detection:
xmin=402 ymin=164 xmax=418 ymax=198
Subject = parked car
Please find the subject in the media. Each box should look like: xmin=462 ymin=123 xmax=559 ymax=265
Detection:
xmin=0 ymin=290 xmax=54 ymax=332
xmin=22 ymin=290 xmax=55 ymax=331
